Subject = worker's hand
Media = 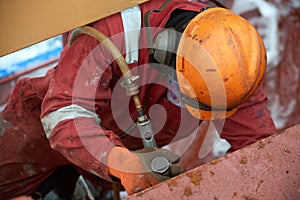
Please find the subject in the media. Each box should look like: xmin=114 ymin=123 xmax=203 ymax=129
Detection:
xmin=107 ymin=146 xmax=185 ymax=195
xmin=134 ymin=147 xmax=186 ymax=177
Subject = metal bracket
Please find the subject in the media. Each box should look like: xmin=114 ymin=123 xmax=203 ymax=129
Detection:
xmin=137 ymin=115 xmax=157 ymax=148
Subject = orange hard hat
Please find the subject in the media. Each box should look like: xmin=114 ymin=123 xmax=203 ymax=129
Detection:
xmin=176 ymin=7 xmax=267 ymax=120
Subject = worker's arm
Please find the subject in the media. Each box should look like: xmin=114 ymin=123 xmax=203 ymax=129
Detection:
xmin=40 ymin=27 xmax=123 ymax=181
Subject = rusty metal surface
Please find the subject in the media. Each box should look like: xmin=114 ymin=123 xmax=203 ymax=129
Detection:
xmin=125 ymin=124 xmax=300 ymax=200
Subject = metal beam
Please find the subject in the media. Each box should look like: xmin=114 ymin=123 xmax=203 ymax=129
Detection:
xmin=0 ymin=0 xmax=148 ymax=57
xmin=126 ymin=124 xmax=300 ymax=200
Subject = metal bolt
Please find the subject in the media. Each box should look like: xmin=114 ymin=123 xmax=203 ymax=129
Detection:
xmin=151 ymin=156 xmax=170 ymax=174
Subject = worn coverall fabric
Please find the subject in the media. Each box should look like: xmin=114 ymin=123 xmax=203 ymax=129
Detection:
xmin=0 ymin=0 xmax=276 ymax=198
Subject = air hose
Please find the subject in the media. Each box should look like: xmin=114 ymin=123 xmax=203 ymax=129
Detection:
xmin=70 ymin=26 xmax=157 ymax=148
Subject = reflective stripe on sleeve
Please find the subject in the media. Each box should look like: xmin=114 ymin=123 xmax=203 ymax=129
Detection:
xmin=41 ymin=104 xmax=101 ymax=139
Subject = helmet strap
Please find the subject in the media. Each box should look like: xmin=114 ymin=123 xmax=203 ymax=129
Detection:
xmin=180 ymin=93 xmax=237 ymax=112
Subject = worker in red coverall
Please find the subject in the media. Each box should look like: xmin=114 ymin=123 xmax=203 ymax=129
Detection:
xmin=0 ymin=0 xmax=276 ymax=199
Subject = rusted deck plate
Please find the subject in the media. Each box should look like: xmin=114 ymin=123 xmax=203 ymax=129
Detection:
xmin=126 ymin=124 xmax=300 ymax=200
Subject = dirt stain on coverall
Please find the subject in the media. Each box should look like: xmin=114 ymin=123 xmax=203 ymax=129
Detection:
xmin=23 ymin=164 xmax=37 ymax=176
xmin=0 ymin=115 xmax=10 ymax=138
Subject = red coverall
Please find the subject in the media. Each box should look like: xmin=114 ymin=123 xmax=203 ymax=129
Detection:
xmin=0 ymin=0 xmax=276 ymax=198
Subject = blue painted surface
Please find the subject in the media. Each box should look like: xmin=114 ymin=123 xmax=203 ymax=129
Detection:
xmin=0 ymin=35 xmax=63 ymax=79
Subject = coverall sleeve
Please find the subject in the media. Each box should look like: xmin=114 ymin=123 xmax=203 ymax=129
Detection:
xmin=220 ymin=85 xmax=276 ymax=151
xmin=40 ymin=30 xmax=123 ymax=181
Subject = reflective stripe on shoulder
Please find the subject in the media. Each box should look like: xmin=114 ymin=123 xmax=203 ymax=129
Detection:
xmin=121 ymin=5 xmax=141 ymax=64
xmin=41 ymin=104 xmax=101 ymax=139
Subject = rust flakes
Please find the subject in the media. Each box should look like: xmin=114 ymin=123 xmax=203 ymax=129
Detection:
xmin=239 ymin=156 xmax=247 ymax=165
xmin=232 ymin=192 xmax=237 ymax=198
xmin=167 ymin=178 xmax=178 ymax=188
xmin=184 ymin=186 xmax=192 ymax=197
xmin=210 ymin=159 xmax=217 ymax=164
xmin=242 ymin=195 xmax=257 ymax=200
xmin=258 ymin=141 xmax=265 ymax=149
xmin=283 ymin=145 xmax=291 ymax=153
xmin=186 ymin=171 xmax=202 ymax=186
